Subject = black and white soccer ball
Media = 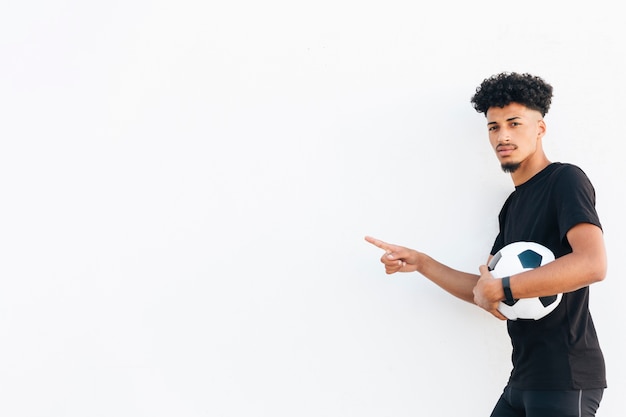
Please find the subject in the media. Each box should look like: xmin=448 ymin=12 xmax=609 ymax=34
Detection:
xmin=488 ymin=241 xmax=561 ymax=321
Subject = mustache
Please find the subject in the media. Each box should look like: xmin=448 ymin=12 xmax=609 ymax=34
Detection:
xmin=496 ymin=144 xmax=518 ymax=150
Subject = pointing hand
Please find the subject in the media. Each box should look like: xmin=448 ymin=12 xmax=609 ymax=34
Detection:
xmin=364 ymin=236 xmax=421 ymax=274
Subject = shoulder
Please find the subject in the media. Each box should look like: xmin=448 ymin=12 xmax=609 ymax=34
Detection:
xmin=547 ymin=163 xmax=594 ymax=186
xmin=549 ymin=162 xmax=584 ymax=175
xmin=549 ymin=163 xmax=598 ymax=213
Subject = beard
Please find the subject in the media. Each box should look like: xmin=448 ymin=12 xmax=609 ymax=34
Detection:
xmin=501 ymin=162 xmax=521 ymax=173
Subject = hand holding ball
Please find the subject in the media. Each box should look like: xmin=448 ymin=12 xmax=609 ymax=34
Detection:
xmin=488 ymin=242 xmax=562 ymax=321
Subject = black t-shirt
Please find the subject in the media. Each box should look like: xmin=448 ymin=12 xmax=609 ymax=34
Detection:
xmin=491 ymin=162 xmax=606 ymax=390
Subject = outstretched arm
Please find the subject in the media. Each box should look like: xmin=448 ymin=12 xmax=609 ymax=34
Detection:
xmin=364 ymin=236 xmax=490 ymax=305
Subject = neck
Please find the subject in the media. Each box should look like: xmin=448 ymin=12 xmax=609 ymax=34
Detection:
xmin=510 ymin=156 xmax=551 ymax=186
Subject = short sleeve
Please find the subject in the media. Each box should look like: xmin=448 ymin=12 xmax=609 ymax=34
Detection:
xmin=553 ymin=165 xmax=602 ymax=243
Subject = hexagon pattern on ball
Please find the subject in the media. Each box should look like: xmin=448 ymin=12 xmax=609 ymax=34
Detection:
xmin=488 ymin=242 xmax=562 ymax=320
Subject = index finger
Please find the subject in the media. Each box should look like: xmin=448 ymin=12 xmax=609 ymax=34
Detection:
xmin=364 ymin=236 xmax=393 ymax=252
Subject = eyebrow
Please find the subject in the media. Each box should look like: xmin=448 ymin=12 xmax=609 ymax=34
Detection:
xmin=487 ymin=116 xmax=522 ymax=126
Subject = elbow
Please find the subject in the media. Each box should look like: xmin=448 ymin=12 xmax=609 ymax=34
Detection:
xmin=579 ymin=241 xmax=607 ymax=284
xmin=595 ymin=265 xmax=607 ymax=283
xmin=591 ymin=270 xmax=606 ymax=284
xmin=589 ymin=255 xmax=607 ymax=284
xmin=567 ymin=223 xmax=607 ymax=285
xmin=573 ymin=251 xmax=607 ymax=286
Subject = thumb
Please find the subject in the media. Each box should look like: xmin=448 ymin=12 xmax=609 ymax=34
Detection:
xmin=385 ymin=248 xmax=408 ymax=261
xmin=478 ymin=264 xmax=492 ymax=275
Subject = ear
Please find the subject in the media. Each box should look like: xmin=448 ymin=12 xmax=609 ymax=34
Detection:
xmin=537 ymin=119 xmax=547 ymax=139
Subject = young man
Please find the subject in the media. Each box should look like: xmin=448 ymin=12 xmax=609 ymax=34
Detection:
xmin=365 ymin=72 xmax=607 ymax=417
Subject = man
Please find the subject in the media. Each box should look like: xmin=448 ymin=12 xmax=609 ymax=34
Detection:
xmin=365 ymin=72 xmax=607 ymax=416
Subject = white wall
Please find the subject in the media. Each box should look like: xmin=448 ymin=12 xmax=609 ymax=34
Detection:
xmin=1 ymin=1 xmax=624 ymax=416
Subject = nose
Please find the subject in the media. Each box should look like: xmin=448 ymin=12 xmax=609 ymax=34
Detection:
xmin=497 ymin=130 xmax=511 ymax=143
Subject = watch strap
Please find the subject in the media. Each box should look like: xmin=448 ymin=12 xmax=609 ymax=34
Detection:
xmin=502 ymin=276 xmax=515 ymax=305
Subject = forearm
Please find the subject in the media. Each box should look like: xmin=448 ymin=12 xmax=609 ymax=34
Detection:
xmin=508 ymin=223 xmax=607 ymax=299
xmin=509 ymin=251 xmax=606 ymax=299
xmin=366 ymin=236 xmax=483 ymax=305
xmin=416 ymin=253 xmax=480 ymax=303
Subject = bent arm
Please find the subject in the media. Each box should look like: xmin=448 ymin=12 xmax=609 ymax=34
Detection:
xmin=508 ymin=223 xmax=606 ymax=299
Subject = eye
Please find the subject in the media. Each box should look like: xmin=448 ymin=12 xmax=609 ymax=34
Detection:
xmin=510 ymin=122 xmax=520 ymax=127
xmin=488 ymin=125 xmax=498 ymax=132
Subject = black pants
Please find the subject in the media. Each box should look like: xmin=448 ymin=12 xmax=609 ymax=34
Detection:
xmin=490 ymin=385 xmax=604 ymax=417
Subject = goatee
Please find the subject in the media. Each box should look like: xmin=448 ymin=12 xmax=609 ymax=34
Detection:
xmin=501 ymin=162 xmax=521 ymax=173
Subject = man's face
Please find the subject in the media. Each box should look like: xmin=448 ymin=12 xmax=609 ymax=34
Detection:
xmin=486 ymin=102 xmax=546 ymax=173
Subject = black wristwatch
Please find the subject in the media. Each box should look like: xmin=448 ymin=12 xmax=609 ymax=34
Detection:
xmin=502 ymin=276 xmax=515 ymax=304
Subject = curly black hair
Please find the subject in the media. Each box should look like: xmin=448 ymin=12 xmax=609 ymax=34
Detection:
xmin=470 ymin=72 xmax=553 ymax=116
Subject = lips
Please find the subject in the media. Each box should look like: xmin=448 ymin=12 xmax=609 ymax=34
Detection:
xmin=497 ymin=145 xmax=517 ymax=156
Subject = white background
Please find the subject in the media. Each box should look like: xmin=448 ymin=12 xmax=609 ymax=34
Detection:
xmin=1 ymin=1 xmax=624 ymax=416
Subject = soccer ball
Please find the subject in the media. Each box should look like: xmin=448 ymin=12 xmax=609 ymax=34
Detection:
xmin=488 ymin=241 xmax=562 ymax=321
